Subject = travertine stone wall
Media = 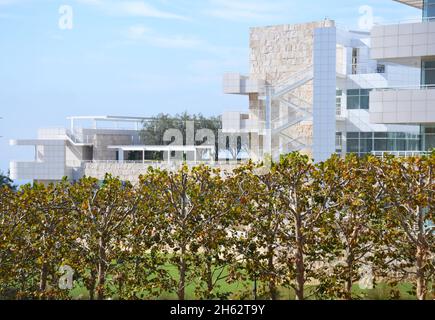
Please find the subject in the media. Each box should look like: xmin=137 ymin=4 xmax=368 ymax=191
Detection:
xmin=250 ymin=20 xmax=334 ymax=85
xmin=83 ymin=162 xmax=240 ymax=183
xmin=248 ymin=20 xmax=335 ymax=158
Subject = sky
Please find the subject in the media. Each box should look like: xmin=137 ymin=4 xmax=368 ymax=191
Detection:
xmin=0 ymin=0 xmax=420 ymax=175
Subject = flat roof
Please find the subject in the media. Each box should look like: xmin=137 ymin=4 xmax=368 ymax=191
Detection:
xmin=393 ymin=0 xmax=423 ymax=9
xmin=67 ymin=115 xmax=155 ymax=122
xmin=108 ymin=145 xmax=214 ymax=152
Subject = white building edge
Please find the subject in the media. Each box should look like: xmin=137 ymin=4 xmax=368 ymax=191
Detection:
xmin=9 ymin=0 xmax=435 ymax=183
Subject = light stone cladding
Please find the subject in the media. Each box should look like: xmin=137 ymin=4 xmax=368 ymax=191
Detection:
xmin=370 ymin=21 xmax=435 ymax=61
xmin=368 ymin=1 xmax=435 ymax=135
xmin=10 ymin=125 xmax=141 ymax=182
xmin=84 ymin=162 xmax=239 ymax=184
xmin=370 ymin=88 xmax=435 ymax=124
xmin=313 ymin=27 xmax=337 ymax=162
xmin=10 ymin=139 xmax=67 ymax=181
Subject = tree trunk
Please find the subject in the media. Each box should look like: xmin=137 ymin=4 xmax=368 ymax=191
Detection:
xmin=39 ymin=261 xmax=48 ymax=297
xmin=206 ymin=259 xmax=213 ymax=299
xmin=345 ymin=253 xmax=354 ymax=300
xmin=253 ymin=275 xmax=257 ymax=300
xmin=294 ymin=215 xmax=305 ymax=300
xmin=96 ymin=236 xmax=107 ymax=300
xmin=416 ymin=245 xmax=427 ymax=301
xmin=178 ymin=245 xmax=186 ymax=300
xmin=88 ymin=271 xmax=96 ymax=300
xmin=267 ymin=246 xmax=278 ymax=300
xmin=416 ymin=207 xmax=428 ymax=301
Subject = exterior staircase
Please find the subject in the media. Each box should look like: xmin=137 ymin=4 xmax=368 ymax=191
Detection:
xmin=269 ymin=66 xmax=314 ymax=153
xmin=273 ymin=67 xmax=313 ymax=98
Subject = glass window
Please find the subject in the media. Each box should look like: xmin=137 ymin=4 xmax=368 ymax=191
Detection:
xmin=346 ymin=131 xmax=422 ymax=156
xmin=374 ymin=132 xmax=388 ymax=138
xmin=360 ymin=138 xmax=373 ymax=153
xmin=408 ymin=140 xmax=421 ymax=151
xmin=374 ymin=139 xmax=387 ymax=151
xmin=361 ymin=132 xmax=372 ymax=139
xmin=347 ymin=132 xmax=359 ymax=139
xmin=396 ymin=139 xmax=406 ymax=151
xmin=347 ymin=89 xmax=360 ymax=96
xmin=346 ymin=89 xmax=371 ymax=110
xmin=424 ymin=0 xmax=435 ymax=20
xmin=336 ymin=90 xmax=343 ymax=115
xmin=347 ymin=96 xmax=360 ymax=109
xmin=377 ymin=64 xmax=386 ymax=74
xmin=396 ymin=132 xmax=406 ymax=139
xmin=336 ymin=132 xmax=343 ymax=150
xmin=360 ymin=96 xmax=369 ymax=109
xmin=422 ymin=60 xmax=435 ymax=86
xmin=347 ymin=139 xmax=360 ymax=153
xmin=352 ymin=48 xmax=359 ymax=75
xmin=425 ymin=126 xmax=435 ymax=134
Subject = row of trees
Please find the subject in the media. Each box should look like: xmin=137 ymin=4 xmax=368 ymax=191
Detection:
xmin=0 ymin=153 xmax=433 ymax=300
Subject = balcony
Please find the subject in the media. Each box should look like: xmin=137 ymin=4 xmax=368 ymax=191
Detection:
xmin=370 ymin=20 xmax=435 ymax=61
xmin=370 ymin=86 xmax=435 ymax=124
xmin=223 ymin=73 xmax=265 ymax=95
xmin=10 ymin=161 xmax=67 ymax=180
xmin=222 ymin=111 xmax=266 ymax=134
xmin=9 ymin=138 xmax=68 ymax=180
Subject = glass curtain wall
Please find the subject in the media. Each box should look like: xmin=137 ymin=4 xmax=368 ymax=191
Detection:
xmin=346 ymin=132 xmax=421 ymax=157
xmin=423 ymin=0 xmax=435 ymax=20
xmin=422 ymin=126 xmax=435 ymax=151
xmin=422 ymin=60 xmax=435 ymax=85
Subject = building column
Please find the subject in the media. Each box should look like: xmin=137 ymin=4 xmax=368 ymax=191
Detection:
xmin=313 ymin=26 xmax=337 ymax=162
xmin=264 ymin=86 xmax=272 ymax=158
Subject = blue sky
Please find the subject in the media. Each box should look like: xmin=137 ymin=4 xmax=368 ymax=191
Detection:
xmin=0 ymin=0 xmax=420 ymax=174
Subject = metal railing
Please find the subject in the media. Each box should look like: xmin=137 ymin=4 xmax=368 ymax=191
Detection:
xmin=371 ymin=17 xmax=435 ymax=26
xmin=273 ymin=67 xmax=314 ymax=98
xmin=372 ymin=151 xmax=429 ymax=158
xmin=373 ymin=84 xmax=435 ymax=92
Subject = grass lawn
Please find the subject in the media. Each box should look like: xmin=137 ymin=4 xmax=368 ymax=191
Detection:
xmin=68 ymin=263 xmax=431 ymax=300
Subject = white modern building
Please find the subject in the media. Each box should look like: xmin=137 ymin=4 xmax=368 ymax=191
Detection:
xmin=222 ymin=1 xmax=434 ymax=162
xmin=9 ymin=0 xmax=435 ymax=183
xmin=9 ymin=116 xmax=219 ymax=184
xmin=369 ymin=0 xmax=435 ymax=154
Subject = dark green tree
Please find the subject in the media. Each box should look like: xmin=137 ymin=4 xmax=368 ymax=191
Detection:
xmin=0 ymin=171 xmax=16 ymax=190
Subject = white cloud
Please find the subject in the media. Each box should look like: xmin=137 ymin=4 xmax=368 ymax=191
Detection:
xmin=77 ymin=0 xmax=189 ymax=21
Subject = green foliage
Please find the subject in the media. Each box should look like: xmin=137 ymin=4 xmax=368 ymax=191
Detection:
xmin=139 ymin=112 xmax=221 ymax=160
xmin=0 ymin=171 xmax=16 ymax=190
xmin=0 ymin=152 xmax=433 ymax=300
